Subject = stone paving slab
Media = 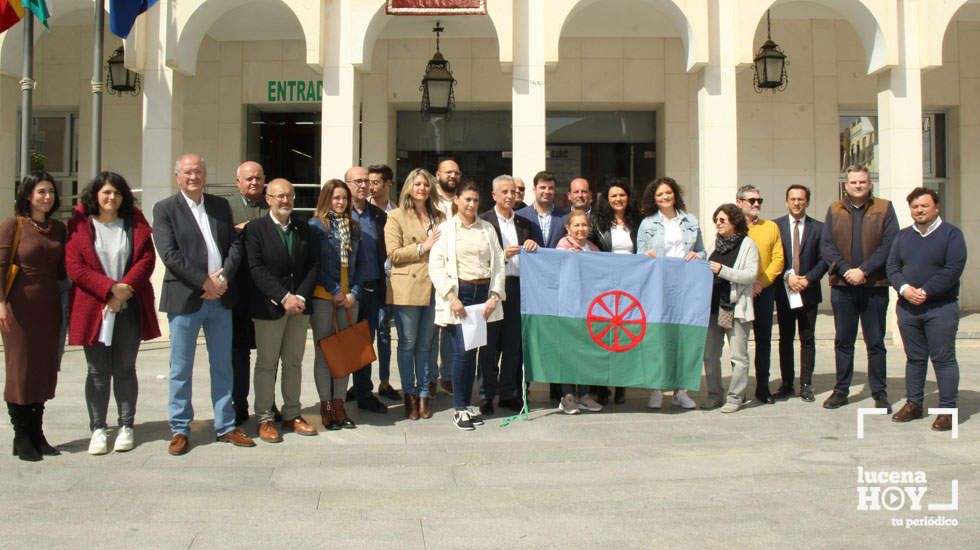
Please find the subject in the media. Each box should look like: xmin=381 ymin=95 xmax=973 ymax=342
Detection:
xmin=0 ymin=335 xmax=976 ymax=548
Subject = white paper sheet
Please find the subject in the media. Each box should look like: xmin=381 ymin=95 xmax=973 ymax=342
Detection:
xmin=99 ymin=307 xmax=116 ymax=346
xmin=461 ymin=304 xmax=487 ymax=350
xmin=783 ymin=269 xmax=804 ymax=310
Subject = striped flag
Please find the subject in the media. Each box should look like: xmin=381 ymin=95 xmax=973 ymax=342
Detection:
xmin=520 ymin=248 xmax=711 ymax=389
xmin=0 ymin=1 xmax=25 ymax=34
xmin=22 ymin=0 xmax=50 ymax=29
xmin=109 ymin=0 xmax=157 ymax=39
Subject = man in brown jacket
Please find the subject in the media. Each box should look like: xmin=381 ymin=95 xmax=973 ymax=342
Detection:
xmin=819 ymin=165 xmax=898 ymax=412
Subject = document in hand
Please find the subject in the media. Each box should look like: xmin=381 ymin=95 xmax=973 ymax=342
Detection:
xmin=461 ymin=303 xmax=487 ymax=350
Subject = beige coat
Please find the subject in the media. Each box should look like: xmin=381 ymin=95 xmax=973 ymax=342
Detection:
xmin=429 ymin=216 xmax=506 ymax=327
xmin=385 ymin=207 xmax=436 ymax=306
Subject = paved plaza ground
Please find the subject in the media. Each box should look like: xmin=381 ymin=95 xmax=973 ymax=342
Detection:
xmin=0 ymin=314 xmax=976 ymax=548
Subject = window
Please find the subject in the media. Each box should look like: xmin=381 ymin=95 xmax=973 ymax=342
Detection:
xmin=17 ymin=111 xmax=79 ymax=216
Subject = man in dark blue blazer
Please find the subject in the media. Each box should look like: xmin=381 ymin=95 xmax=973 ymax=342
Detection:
xmin=516 ymin=171 xmax=567 ymax=249
xmin=153 ymin=153 xmax=253 ymax=455
xmin=773 ymin=184 xmax=828 ymax=402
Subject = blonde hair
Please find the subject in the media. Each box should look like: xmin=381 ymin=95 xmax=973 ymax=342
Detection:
xmin=564 ymin=209 xmax=590 ymax=228
xmin=399 ymin=168 xmax=444 ymax=223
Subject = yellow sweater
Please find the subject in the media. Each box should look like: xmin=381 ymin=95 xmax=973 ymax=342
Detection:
xmin=747 ymin=219 xmax=784 ymax=288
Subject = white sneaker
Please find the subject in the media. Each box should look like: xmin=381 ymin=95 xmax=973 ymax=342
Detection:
xmin=720 ymin=401 xmax=742 ymax=413
xmin=558 ymin=394 xmax=581 ymax=415
xmin=577 ymin=394 xmax=603 ymax=412
xmin=673 ymin=390 xmax=697 ymax=409
xmin=647 ymin=390 xmax=663 ymax=409
xmin=88 ymin=428 xmax=108 ymax=455
xmin=114 ymin=426 xmax=134 ymax=452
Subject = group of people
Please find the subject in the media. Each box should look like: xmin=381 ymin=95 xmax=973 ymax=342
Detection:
xmin=0 ymin=157 xmax=964 ymax=460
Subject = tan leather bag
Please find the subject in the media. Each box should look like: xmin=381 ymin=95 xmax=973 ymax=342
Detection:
xmin=3 ymin=216 xmax=23 ymax=296
xmin=317 ymin=307 xmax=376 ymax=378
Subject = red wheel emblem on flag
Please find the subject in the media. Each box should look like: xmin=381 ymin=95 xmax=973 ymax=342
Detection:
xmin=586 ymin=290 xmax=647 ymax=352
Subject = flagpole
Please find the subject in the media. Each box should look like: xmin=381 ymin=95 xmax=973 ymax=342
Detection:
xmin=19 ymin=15 xmax=33 ymax=180
xmin=92 ymin=0 xmax=105 ymax=177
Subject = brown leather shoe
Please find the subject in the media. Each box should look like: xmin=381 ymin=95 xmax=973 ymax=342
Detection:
xmin=932 ymin=414 xmax=953 ymax=431
xmin=168 ymin=433 xmax=189 ymax=456
xmin=405 ymin=395 xmax=420 ymax=420
xmin=440 ymin=379 xmax=453 ymax=395
xmin=419 ymin=396 xmax=432 ymax=419
xmin=282 ymin=416 xmax=317 ymax=436
xmin=331 ymin=399 xmax=356 ymax=429
xmin=258 ymin=420 xmax=283 ymax=443
xmin=216 ymin=428 xmax=256 ymax=447
xmin=892 ymin=401 xmax=923 ymax=422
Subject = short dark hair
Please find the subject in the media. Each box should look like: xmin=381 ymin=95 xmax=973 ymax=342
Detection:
xmin=640 ymin=177 xmax=686 ymax=217
xmin=844 ymin=164 xmax=869 ymax=176
xmin=456 ymin=179 xmax=481 ymax=196
xmin=785 ymin=184 xmax=811 ymax=201
xmin=15 ymin=171 xmax=59 ymax=219
xmin=533 ymin=171 xmax=557 ymax=187
xmin=81 ymin=172 xmax=136 ymax=218
xmin=713 ymin=203 xmax=749 ymax=236
xmin=906 ymin=187 xmax=939 ymax=205
xmin=367 ymin=164 xmax=393 ymax=182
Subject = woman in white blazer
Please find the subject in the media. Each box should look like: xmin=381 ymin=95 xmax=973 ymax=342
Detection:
xmin=702 ymin=203 xmax=759 ymax=413
xmin=429 ymin=180 xmax=506 ymax=431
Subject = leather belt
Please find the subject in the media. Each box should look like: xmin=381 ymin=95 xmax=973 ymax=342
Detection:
xmin=458 ymin=278 xmax=490 ymax=285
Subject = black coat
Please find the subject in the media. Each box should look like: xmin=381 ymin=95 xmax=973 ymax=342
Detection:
xmin=774 ymin=214 xmax=829 ymax=306
xmin=244 ymin=214 xmax=318 ymax=320
xmin=480 ymin=208 xmax=535 ymax=268
xmin=153 ymin=193 xmax=241 ymax=314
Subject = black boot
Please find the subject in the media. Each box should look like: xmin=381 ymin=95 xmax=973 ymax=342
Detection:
xmin=29 ymin=403 xmax=60 ymax=456
xmin=8 ymin=403 xmax=42 ymax=462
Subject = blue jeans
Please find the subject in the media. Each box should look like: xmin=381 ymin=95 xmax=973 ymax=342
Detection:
xmin=449 ymin=282 xmax=489 ymax=410
xmin=897 ymin=300 xmax=959 ymax=408
xmin=393 ymin=305 xmax=435 ymax=397
xmin=167 ymin=299 xmax=235 ymax=436
xmin=831 ymin=286 xmax=888 ymax=395
xmin=352 ymin=279 xmax=383 ymax=400
xmin=430 ymin=326 xmax=454 ymax=383
xmin=377 ymin=304 xmax=392 ymax=383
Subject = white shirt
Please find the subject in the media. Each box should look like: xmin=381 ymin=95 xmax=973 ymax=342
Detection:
xmin=913 ymin=216 xmax=942 ymax=238
xmin=435 ymin=189 xmax=454 ymax=221
xmin=496 ymin=207 xmax=521 ymax=276
xmin=182 ymin=191 xmax=222 ymax=275
xmin=788 ymin=216 xmax=806 ymax=270
xmin=610 ymin=224 xmax=633 ymax=254
xmin=662 ymin=216 xmax=685 ymax=258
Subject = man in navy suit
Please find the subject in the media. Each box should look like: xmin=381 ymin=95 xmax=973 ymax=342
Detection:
xmin=516 ymin=171 xmax=567 ymax=248
xmin=773 ymin=184 xmax=828 ymax=402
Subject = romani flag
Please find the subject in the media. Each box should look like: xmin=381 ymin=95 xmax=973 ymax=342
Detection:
xmin=520 ymin=248 xmax=711 ymax=389
xmin=109 ymin=0 xmax=158 ymax=39
xmin=22 ymin=0 xmax=50 ymax=29
xmin=0 ymin=1 xmax=25 ymax=34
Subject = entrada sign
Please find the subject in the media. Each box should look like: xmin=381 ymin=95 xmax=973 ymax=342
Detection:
xmin=267 ymin=80 xmax=323 ymax=102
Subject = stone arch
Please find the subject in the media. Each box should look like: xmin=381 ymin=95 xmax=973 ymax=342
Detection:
xmin=547 ymin=0 xmax=707 ymax=71
xmin=171 ymin=0 xmax=319 ymax=76
xmin=736 ymin=0 xmax=896 ymax=73
xmin=353 ymin=1 xmax=510 ymax=71
xmin=925 ymin=0 xmax=975 ymax=70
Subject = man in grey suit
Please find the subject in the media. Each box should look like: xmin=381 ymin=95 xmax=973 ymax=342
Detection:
xmin=152 ymin=153 xmax=255 ymax=455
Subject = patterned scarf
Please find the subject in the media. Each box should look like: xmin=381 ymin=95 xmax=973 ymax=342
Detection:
xmin=714 ymin=233 xmax=744 ymax=255
xmin=327 ymin=210 xmax=352 ymax=266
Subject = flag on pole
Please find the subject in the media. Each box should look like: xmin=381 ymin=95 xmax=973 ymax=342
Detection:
xmin=0 ymin=1 xmax=25 ymax=34
xmin=520 ymin=248 xmax=712 ymax=390
xmin=109 ymin=0 xmax=157 ymax=39
xmin=22 ymin=0 xmax=50 ymax=29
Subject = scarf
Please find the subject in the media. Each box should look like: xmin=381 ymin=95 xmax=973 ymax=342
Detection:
xmin=713 ymin=233 xmax=744 ymax=255
xmin=327 ymin=210 xmax=352 ymax=266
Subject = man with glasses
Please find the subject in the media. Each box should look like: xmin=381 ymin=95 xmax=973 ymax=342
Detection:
xmin=513 ymin=177 xmax=528 ymax=210
xmin=367 ymin=164 xmax=400 ymax=401
xmin=821 ymin=165 xmax=898 ymax=412
xmin=244 ymin=178 xmax=318 ymax=442
xmin=344 ymin=166 xmax=389 ymax=414
xmin=736 ymin=185 xmax=784 ymax=405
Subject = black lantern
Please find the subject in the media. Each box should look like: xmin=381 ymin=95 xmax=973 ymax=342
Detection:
xmin=420 ymin=22 xmax=455 ymax=115
xmin=106 ymin=47 xmax=141 ymax=96
xmin=753 ymin=11 xmax=787 ymax=92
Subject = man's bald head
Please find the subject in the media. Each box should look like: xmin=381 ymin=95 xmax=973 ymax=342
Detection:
xmin=436 ymin=159 xmax=461 ymax=195
xmin=265 ymin=178 xmax=295 ymax=222
xmin=568 ymin=178 xmax=592 ymax=212
xmin=345 ymin=166 xmax=370 ymax=205
xmin=236 ymin=161 xmax=265 ymax=201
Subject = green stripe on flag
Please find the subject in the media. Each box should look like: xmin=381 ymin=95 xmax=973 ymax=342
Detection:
xmin=522 ymin=314 xmax=706 ymax=390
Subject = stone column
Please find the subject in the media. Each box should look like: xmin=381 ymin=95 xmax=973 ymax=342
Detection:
xmin=321 ymin=0 xmax=358 ymax=178
xmin=512 ymin=0 xmax=546 ymax=202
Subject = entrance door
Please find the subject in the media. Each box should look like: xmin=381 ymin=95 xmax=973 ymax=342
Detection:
xmin=246 ymin=107 xmax=321 ymax=215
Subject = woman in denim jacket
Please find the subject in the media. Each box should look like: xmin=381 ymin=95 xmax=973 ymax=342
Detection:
xmin=635 ymin=177 xmax=705 ymax=411
xmin=308 ymin=179 xmax=366 ymax=430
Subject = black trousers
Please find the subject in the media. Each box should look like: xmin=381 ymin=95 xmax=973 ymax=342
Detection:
xmin=752 ymin=284 xmax=776 ymax=394
xmin=478 ymin=277 xmax=523 ymax=401
xmin=775 ymin=300 xmax=818 ymax=388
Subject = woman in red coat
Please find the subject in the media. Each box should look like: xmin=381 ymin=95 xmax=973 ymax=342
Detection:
xmin=66 ymin=172 xmax=160 ymax=455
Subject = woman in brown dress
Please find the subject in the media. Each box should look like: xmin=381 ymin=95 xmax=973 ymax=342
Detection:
xmin=0 ymin=171 xmax=66 ymax=461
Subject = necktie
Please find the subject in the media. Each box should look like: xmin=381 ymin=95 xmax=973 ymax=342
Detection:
xmin=792 ymin=220 xmax=801 ymax=274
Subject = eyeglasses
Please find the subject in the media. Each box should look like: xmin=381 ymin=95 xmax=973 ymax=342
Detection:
xmin=714 ymin=218 xmax=730 ymax=225
xmin=743 ymin=198 xmax=763 ymax=205
xmin=346 ymin=178 xmax=370 ymax=187
xmin=267 ymin=193 xmax=295 ymax=201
